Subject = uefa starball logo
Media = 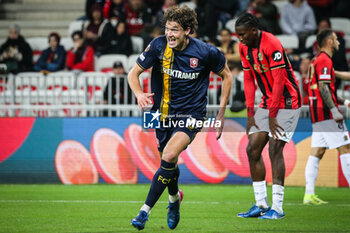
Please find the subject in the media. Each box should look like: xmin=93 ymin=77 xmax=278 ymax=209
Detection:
xmin=143 ymin=110 xmax=221 ymax=129
xmin=143 ymin=110 xmax=162 ymax=128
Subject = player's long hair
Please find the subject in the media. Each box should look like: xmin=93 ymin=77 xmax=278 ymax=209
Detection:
xmin=235 ymin=12 xmax=266 ymax=31
xmin=163 ymin=5 xmax=198 ymax=34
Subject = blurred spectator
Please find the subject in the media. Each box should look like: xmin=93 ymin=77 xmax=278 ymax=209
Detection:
xmin=125 ymin=0 xmax=153 ymax=35
xmin=99 ymin=21 xmax=133 ymax=55
xmin=219 ymin=28 xmax=241 ymax=64
xmin=228 ymin=61 xmax=246 ymax=113
xmin=280 ymin=0 xmax=316 ymax=48
xmin=208 ymin=0 xmax=240 ymax=26
xmin=206 ymin=37 xmax=220 ymax=47
xmin=291 ymin=18 xmax=348 ymax=79
xmin=103 ymin=61 xmax=132 ymax=116
xmin=154 ymin=0 xmax=177 ymax=28
xmin=236 ymin=0 xmax=250 ymax=16
xmin=103 ymin=0 xmax=126 ymax=25
xmin=246 ymin=0 xmax=281 ymax=35
xmin=34 ymin=32 xmax=66 ymax=73
xmin=196 ymin=0 xmax=219 ymax=40
xmin=298 ymin=56 xmax=311 ymax=105
xmin=83 ymin=3 xmax=108 ymax=51
xmin=307 ymin=0 xmax=332 ymax=23
xmin=66 ymin=31 xmax=95 ymax=72
xmin=86 ymin=0 xmax=106 ymax=19
xmin=142 ymin=25 xmax=163 ymax=49
xmin=0 ymin=24 xmax=33 ymax=74
xmin=144 ymin=0 xmax=163 ymax=15
xmin=332 ymin=0 xmax=350 ymax=19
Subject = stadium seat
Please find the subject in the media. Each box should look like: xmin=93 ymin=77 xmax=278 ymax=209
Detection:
xmin=225 ymin=18 xmax=237 ymax=33
xmin=46 ymin=72 xmax=76 ymax=90
xmin=330 ymin=18 xmax=350 ymax=35
xmin=11 ymin=72 xmax=45 ymax=106
xmin=27 ymin=37 xmax=48 ymax=52
xmin=76 ymin=72 xmax=109 ymax=104
xmin=27 ymin=37 xmax=48 ymax=63
xmin=60 ymin=37 xmax=73 ymax=51
xmin=179 ymin=1 xmax=196 ymax=9
xmin=276 ymin=35 xmax=299 ymax=49
xmin=68 ymin=20 xmax=84 ymax=37
xmin=305 ymin=35 xmax=316 ymax=48
xmin=272 ymin=1 xmax=287 ymax=14
xmin=96 ymin=54 xmax=128 ymax=72
xmin=0 ymin=38 xmax=6 ymax=47
xmin=14 ymin=72 xmax=45 ymax=91
xmin=128 ymin=54 xmax=139 ymax=71
xmin=131 ymin=36 xmax=144 ymax=54
xmin=344 ymin=35 xmax=350 ymax=49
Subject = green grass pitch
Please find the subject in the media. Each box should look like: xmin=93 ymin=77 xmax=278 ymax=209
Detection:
xmin=0 ymin=184 xmax=349 ymax=232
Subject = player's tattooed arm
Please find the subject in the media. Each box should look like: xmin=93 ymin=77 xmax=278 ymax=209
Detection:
xmin=337 ymin=96 xmax=345 ymax=105
xmin=318 ymin=82 xmax=335 ymax=109
xmin=319 ymin=82 xmax=343 ymax=122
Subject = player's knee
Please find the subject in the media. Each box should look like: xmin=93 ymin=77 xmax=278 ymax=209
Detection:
xmin=338 ymin=143 xmax=350 ymax=154
xmin=246 ymin=144 xmax=261 ymax=161
xmin=268 ymin=146 xmax=283 ymax=157
xmin=162 ymin=151 xmax=178 ymax=163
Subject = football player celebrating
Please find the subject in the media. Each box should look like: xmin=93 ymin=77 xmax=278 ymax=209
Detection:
xmin=128 ymin=5 xmax=232 ymax=230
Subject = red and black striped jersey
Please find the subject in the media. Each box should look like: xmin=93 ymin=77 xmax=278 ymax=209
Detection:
xmin=308 ymin=52 xmax=337 ymax=123
xmin=239 ymin=31 xmax=301 ymax=112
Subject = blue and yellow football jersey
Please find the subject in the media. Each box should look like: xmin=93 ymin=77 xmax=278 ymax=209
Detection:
xmin=137 ymin=35 xmax=226 ymax=119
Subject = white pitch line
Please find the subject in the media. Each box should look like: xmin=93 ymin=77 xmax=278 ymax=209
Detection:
xmin=0 ymin=200 xmax=349 ymax=206
xmin=0 ymin=200 xmax=220 ymax=204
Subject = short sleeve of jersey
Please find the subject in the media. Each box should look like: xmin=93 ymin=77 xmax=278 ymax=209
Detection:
xmin=239 ymin=43 xmax=250 ymax=71
xmin=208 ymin=44 xmax=226 ymax=73
xmin=264 ymin=35 xmax=286 ymax=70
xmin=136 ymin=37 xmax=159 ymax=70
xmin=316 ymin=56 xmax=332 ymax=83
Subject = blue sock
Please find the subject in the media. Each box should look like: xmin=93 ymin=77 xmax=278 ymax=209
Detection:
xmin=145 ymin=160 xmax=177 ymax=207
xmin=168 ymin=166 xmax=180 ymax=195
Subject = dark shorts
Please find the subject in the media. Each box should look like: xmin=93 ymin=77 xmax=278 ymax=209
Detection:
xmin=155 ymin=117 xmax=204 ymax=152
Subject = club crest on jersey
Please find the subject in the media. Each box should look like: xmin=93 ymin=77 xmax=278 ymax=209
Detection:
xmin=190 ymin=58 xmax=198 ymax=68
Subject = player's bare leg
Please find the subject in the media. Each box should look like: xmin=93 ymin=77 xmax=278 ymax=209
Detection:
xmin=304 ymin=147 xmax=327 ymax=205
xmin=338 ymin=144 xmax=350 ymax=187
xmin=268 ymin=138 xmax=286 ymax=186
xmin=237 ymin=132 xmax=270 ymax=218
xmin=247 ymin=132 xmax=269 ymax=181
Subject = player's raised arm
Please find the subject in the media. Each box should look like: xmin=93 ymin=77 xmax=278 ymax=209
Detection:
xmin=127 ymin=64 xmax=154 ymax=110
xmin=216 ymin=62 xmax=233 ymax=139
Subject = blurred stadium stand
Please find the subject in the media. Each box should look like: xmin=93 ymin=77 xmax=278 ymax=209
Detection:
xmin=1 ymin=0 xmax=350 ymax=118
